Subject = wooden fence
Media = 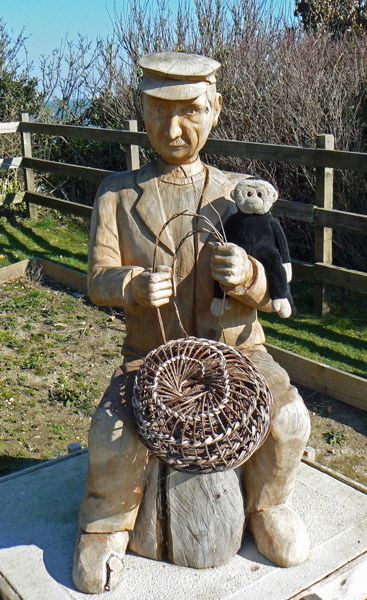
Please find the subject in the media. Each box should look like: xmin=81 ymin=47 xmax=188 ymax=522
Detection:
xmin=1 ymin=114 xmax=367 ymax=318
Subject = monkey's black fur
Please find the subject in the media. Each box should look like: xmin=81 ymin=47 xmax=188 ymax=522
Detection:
xmin=214 ymin=211 xmax=296 ymax=315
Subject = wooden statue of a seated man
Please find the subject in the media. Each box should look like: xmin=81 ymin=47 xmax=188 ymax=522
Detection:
xmin=72 ymin=52 xmax=311 ymax=594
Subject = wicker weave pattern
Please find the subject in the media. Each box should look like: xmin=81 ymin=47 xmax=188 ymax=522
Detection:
xmin=132 ymin=337 xmax=273 ymax=474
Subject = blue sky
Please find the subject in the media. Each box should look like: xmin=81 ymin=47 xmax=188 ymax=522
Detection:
xmin=2 ymin=0 xmax=118 ymax=76
xmin=2 ymin=0 xmax=292 ymax=79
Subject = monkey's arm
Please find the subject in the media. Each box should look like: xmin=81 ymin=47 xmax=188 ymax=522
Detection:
xmin=271 ymin=216 xmax=292 ymax=282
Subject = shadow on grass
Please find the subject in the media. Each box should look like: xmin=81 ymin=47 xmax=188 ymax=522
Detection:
xmin=20 ymin=222 xmax=88 ymax=263
xmin=262 ymin=308 xmax=367 ymax=348
xmin=261 ymin=320 xmax=367 ymax=377
xmin=38 ymin=276 xmax=125 ymax=325
xmin=0 ymin=222 xmax=87 ymax=268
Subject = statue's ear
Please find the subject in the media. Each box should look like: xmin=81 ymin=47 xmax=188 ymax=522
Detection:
xmin=212 ymin=93 xmax=222 ymax=128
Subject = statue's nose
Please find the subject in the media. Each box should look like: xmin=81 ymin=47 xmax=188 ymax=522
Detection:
xmin=165 ymin=115 xmax=183 ymax=140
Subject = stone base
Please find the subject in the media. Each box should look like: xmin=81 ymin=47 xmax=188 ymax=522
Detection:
xmin=1 ymin=453 xmax=367 ymax=600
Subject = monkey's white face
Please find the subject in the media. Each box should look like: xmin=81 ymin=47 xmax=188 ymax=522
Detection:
xmin=231 ymin=179 xmax=278 ymax=215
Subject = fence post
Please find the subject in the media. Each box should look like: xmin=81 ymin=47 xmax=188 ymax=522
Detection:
xmin=123 ymin=119 xmax=140 ymax=171
xmin=20 ymin=113 xmax=37 ymax=220
xmin=314 ymin=134 xmax=334 ymax=317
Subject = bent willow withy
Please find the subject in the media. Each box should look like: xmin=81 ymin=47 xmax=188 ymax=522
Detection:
xmin=132 ymin=336 xmax=274 ymax=473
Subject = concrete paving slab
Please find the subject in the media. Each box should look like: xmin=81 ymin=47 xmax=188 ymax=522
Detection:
xmin=0 ymin=453 xmax=367 ymax=600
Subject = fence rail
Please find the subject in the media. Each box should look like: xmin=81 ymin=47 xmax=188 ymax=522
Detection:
xmin=0 ymin=122 xmax=20 ymax=134
xmin=4 ymin=119 xmax=367 ymax=172
xmin=21 ymin=121 xmax=152 ymax=148
xmin=23 ymin=191 xmax=93 ymax=218
xmin=1 ymin=118 xmax=367 ymax=314
xmin=0 ymin=157 xmax=22 ymax=170
xmin=22 ymin=157 xmax=114 ymax=183
xmin=16 ymin=159 xmax=367 ymax=235
xmin=15 ymin=120 xmax=367 ymax=171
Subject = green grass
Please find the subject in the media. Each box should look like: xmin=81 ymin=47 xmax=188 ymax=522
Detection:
xmin=48 ymin=424 xmax=68 ymax=440
xmin=260 ymin=282 xmax=367 ymax=379
xmin=0 ymin=208 xmax=89 ymax=272
xmin=322 ymin=429 xmax=347 ymax=446
xmin=0 ymin=207 xmax=366 ymax=380
xmin=49 ymin=374 xmax=100 ymax=416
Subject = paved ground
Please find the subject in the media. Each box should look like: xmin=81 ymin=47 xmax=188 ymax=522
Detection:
xmin=0 ymin=453 xmax=367 ymax=600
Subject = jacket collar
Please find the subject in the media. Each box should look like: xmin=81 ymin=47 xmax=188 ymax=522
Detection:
xmin=135 ymin=160 xmax=233 ymax=254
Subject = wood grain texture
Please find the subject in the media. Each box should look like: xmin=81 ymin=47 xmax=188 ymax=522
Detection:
xmin=314 ymin=262 xmax=367 ymax=293
xmin=20 ymin=114 xmax=37 ymax=219
xmin=72 ymin=529 xmax=129 ymax=594
xmin=128 ymin=456 xmax=163 ymax=561
xmin=19 ymin=161 xmax=367 ymax=239
xmin=23 ymin=191 xmax=93 ymax=218
xmin=314 ymin=135 xmax=334 ymax=317
xmin=291 ymin=260 xmax=367 ymax=292
xmin=273 ymin=200 xmax=314 ymax=223
xmin=3 ymin=260 xmax=364 ymax=410
xmin=20 ymin=121 xmax=151 ymax=148
xmin=0 ymin=157 xmax=22 ymax=170
xmin=22 ymin=157 xmax=113 ymax=182
xmin=0 ymin=573 xmax=22 ymax=600
xmin=265 ymin=344 xmax=367 ymax=411
xmin=291 ymin=259 xmax=317 ymax=283
xmin=124 ymin=120 xmax=140 ymax=171
xmin=0 ymin=192 xmax=24 ymax=207
xmin=314 ymin=207 xmax=367 ymax=235
xmin=166 ymin=468 xmax=245 ymax=568
xmin=0 ymin=260 xmax=29 ymax=284
xmin=0 ymin=122 xmax=20 ymax=134
xmin=36 ymin=259 xmax=88 ymax=292
xmin=203 ymin=138 xmax=367 ymax=172
xmin=20 ymin=121 xmax=367 ymax=172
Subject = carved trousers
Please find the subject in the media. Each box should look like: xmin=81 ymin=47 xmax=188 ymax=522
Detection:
xmin=78 ymin=347 xmax=311 ymax=533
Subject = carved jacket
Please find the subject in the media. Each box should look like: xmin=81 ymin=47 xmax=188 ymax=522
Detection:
xmin=88 ymin=160 xmax=273 ymax=361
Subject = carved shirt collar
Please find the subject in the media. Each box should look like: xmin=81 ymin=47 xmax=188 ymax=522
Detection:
xmin=156 ymin=158 xmax=206 ymax=185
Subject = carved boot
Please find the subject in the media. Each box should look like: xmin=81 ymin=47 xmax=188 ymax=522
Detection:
xmin=72 ymin=528 xmax=129 ymax=594
xmin=249 ymin=504 xmax=310 ymax=567
xmin=241 ymin=348 xmax=312 ymax=568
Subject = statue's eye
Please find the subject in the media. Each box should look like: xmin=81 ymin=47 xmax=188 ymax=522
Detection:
xmin=180 ymin=106 xmax=194 ymax=116
xmin=247 ymin=191 xmax=252 ymax=197
xmin=183 ymin=104 xmax=200 ymax=116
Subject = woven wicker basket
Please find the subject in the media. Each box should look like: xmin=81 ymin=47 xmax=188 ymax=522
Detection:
xmin=132 ymin=336 xmax=273 ymax=474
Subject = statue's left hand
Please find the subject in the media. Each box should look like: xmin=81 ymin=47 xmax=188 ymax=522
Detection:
xmin=210 ymin=242 xmax=253 ymax=289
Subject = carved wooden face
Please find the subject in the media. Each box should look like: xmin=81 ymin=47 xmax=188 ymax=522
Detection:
xmin=142 ymin=91 xmax=222 ymax=164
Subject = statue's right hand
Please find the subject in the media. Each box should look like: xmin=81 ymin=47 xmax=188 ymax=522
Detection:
xmin=131 ymin=266 xmax=173 ymax=307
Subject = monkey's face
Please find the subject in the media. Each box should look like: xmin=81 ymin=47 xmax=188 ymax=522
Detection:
xmin=231 ymin=179 xmax=278 ymax=215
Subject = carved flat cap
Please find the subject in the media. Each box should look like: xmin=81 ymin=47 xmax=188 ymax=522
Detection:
xmin=139 ymin=52 xmax=220 ymax=100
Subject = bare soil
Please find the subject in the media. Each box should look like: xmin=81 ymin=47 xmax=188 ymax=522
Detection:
xmin=0 ymin=271 xmax=366 ymax=487
xmin=299 ymin=385 xmax=367 ymax=486
xmin=0 ymin=271 xmax=124 ymax=476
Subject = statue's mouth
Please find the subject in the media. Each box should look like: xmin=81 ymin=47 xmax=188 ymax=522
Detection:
xmin=169 ymin=138 xmax=189 ymax=147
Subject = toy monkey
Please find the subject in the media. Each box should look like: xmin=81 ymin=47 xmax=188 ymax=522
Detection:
xmin=211 ymin=179 xmax=296 ymax=318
